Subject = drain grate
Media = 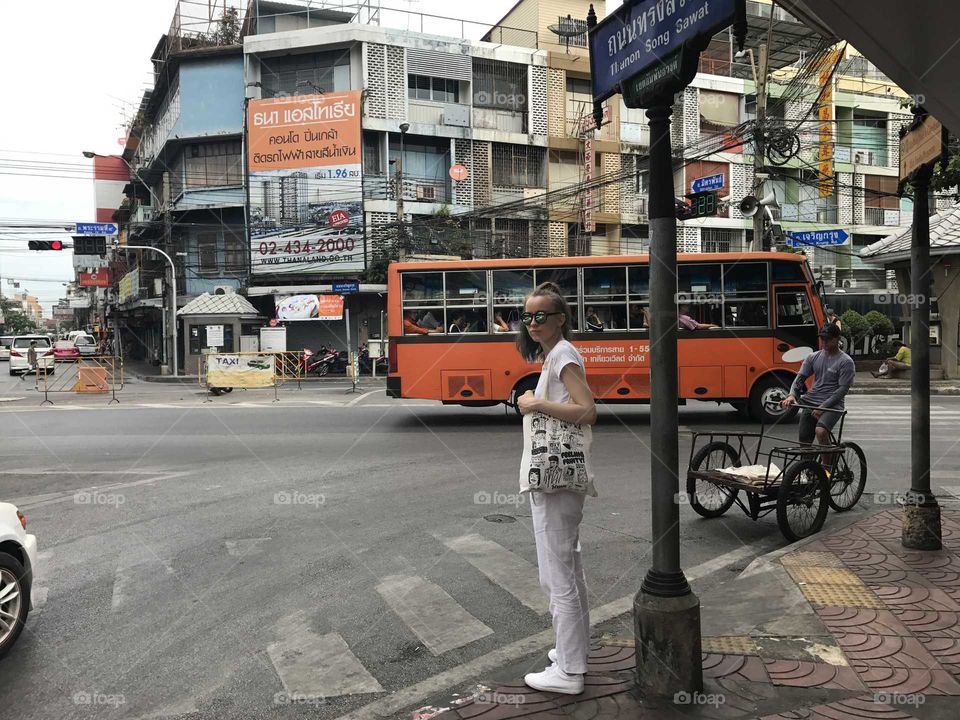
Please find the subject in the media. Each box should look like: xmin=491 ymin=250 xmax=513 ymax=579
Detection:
xmin=484 ymin=514 xmax=516 ymax=523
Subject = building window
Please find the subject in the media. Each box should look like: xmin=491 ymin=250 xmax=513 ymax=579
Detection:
xmin=260 ymin=50 xmax=350 ymax=98
xmin=197 ymin=233 xmax=219 ymax=276
xmin=472 ymin=59 xmax=527 ymax=111
xmin=363 ymin=131 xmax=382 ymax=175
xmin=223 ymin=228 xmax=245 ymax=273
xmin=492 ymin=144 xmax=545 ymax=187
xmin=407 ymin=75 xmax=460 ymax=103
xmin=699 ymin=90 xmax=741 ymax=133
xmin=701 ymin=229 xmax=740 ymax=253
xmin=182 ymin=141 xmax=243 ymax=189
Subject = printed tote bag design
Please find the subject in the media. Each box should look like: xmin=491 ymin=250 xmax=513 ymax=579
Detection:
xmin=518 ymin=356 xmax=597 ymax=496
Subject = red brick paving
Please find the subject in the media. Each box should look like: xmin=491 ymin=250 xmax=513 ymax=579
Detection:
xmin=440 ymin=509 xmax=960 ymax=720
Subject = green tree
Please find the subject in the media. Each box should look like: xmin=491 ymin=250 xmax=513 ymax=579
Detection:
xmin=0 ymin=298 xmax=34 ymax=335
xmin=864 ymin=310 xmax=894 ymax=338
xmin=214 ymin=7 xmax=241 ymax=45
xmin=840 ymin=309 xmax=870 ymax=345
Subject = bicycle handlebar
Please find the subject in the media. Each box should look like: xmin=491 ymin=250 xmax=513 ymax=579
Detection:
xmin=791 ymin=403 xmax=846 ymax=415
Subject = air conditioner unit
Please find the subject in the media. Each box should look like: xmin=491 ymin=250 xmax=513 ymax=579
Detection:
xmin=214 ymin=285 xmax=236 ymax=295
xmin=416 ymin=185 xmax=436 ymax=201
xmin=853 ymin=149 xmax=875 ymax=165
xmin=842 ymin=278 xmax=857 ymax=289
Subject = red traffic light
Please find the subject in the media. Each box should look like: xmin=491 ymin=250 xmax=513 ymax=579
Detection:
xmin=27 ymin=240 xmax=64 ymax=251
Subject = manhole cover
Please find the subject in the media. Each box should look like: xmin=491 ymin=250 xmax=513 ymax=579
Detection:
xmin=484 ymin=514 xmax=516 ymax=523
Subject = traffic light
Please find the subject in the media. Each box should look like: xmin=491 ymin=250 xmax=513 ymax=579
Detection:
xmin=684 ymin=191 xmax=719 ymax=219
xmin=27 ymin=240 xmax=63 ymax=251
xmin=72 ymin=236 xmax=107 ymax=256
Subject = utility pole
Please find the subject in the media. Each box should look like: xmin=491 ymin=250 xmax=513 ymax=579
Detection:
xmin=753 ymin=43 xmax=769 ymax=250
xmin=589 ymin=0 xmax=747 ymax=698
xmin=898 ymin=107 xmax=943 ymax=550
xmin=396 ymin=122 xmax=410 ymax=257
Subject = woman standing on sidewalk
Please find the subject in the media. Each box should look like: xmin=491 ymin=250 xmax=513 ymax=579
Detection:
xmin=515 ymin=282 xmax=597 ymax=695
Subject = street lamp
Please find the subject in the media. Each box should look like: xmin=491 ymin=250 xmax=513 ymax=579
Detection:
xmin=83 ymin=151 xmax=178 ymax=375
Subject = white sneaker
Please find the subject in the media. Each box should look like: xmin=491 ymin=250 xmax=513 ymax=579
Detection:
xmin=547 ymin=648 xmax=558 ymax=663
xmin=523 ymin=664 xmax=584 ymax=695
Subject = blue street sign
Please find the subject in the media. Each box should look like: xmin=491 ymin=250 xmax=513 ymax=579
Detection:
xmin=691 ymin=173 xmax=725 ymax=193
xmin=590 ymin=0 xmax=736 ymax=102
xmin=75 ymin=222 xmax=118 ymax=235
xmin=333 ymin=281 xmax=359 ymax=294
xmin=785 ymin=229 xmax=849 ymax=247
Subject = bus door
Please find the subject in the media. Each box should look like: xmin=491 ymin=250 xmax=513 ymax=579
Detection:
xmin=772 ymin=284 xmax=820 ymax=364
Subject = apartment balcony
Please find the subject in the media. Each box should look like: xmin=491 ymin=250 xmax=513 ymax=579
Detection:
xmin=363 ymin=174 xmax=452 ymax=204
xmin=864 ymin=207 xmax=902 ymax=226
xmin=835 ymin=145 xmax=890 ymax=168
xmin=473 ymin=107 xmax=528 ymax=134
xmin=408 ymin=100 xmax=471 ymax=128
xmin=781 ymin=204 xmax=839 ymax=223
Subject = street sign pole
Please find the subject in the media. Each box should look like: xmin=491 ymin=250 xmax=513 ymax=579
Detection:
xmin=589 ymin=0 xmax=746 ymax=697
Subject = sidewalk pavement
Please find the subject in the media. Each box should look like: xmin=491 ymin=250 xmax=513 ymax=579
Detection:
xmin=850 ymin=372 xmax=960 ymax=396
xmin=417 ymin=507 xmax=960 ymax=720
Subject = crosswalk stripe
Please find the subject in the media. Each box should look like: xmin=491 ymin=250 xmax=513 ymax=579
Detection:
xmin=438 ymin=533 xmax=549 ymax=614
xmin=376 ymin=574 xmax=493 ymax=655
xmin=267 ymin=617 xmax=383 ymax=700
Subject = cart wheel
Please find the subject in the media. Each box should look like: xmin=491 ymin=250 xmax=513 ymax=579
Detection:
xmin=776 ymin=460 xmax=830 ymax=542
xmin=827 ymin=442 xmax=867 ymax=512
xmin=686 ymin=441 xmax=740 ymax=518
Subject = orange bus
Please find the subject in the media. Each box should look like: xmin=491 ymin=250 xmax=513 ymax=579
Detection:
xmin=386 ymin=252 xmax=827 ymax=422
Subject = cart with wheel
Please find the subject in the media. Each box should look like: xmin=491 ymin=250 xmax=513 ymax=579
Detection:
xmin=684 ymin=405 xmax=867 ymax=542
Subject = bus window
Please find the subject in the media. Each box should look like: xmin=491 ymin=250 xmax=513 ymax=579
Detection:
xmin=725 ymin=300 xmax=769 ymax=327
xmin=723 ymin=262 xmax=767 ymax=294
xmin=722 ymin=262 xmax=768 ymax=329
xmin=534 ymin=268 xmax=579 ymax=330
xmin=628 ymin=265 xmax=649 ymax=297
xmin=493 ymin=269 xmax=534 ymax=332
xmin=402 ymin=272 xmax=444 ymax=307
xmin=677 ymin=264 xmax=721 ymax=294
xmin=776 ymin=290 xmax=815 ymax=327
xmin=444 ymin=271 xmax=488 ymax=333
xmin=772 ymin=261 xmax=805 ymax=282
xmin=584 ymin=267 xmax=626 ymax=331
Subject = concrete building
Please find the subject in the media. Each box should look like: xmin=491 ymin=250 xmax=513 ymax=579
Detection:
xmin=112 ymin=15 xmax=246 ymax=368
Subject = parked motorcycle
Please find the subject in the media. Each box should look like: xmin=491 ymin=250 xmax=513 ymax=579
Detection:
xmin=306 ymin=346 xmax=347 ymax=376
xmin=358 ymin=344 xmax=388 ymax=375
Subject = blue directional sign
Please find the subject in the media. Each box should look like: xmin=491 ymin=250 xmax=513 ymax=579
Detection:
xmin=785 ymin=229 xmax=849 ymax=247
xmin=691 ymin=173 xmax=725 ymax=193
xmin=75 ymin=222 xmax=118 ymax=235
xmin=590 ymin=0 xmax=737 ymax=102
xmin=333 ymin=281 xmax=359 ymax=294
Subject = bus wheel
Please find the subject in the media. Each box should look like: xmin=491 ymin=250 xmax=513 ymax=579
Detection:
xmin=510 ymin=376 xmax=539 ymax=416
xmin=749 ymin=375 xmax=797 ymax=424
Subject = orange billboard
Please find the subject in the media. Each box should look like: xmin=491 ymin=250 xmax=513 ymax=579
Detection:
xmin=248 ymin=91 xmax=362 ymax=172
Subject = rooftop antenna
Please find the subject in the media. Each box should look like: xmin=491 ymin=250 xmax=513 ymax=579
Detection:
xmin=547 ymin=14 xmax=584 ymax=54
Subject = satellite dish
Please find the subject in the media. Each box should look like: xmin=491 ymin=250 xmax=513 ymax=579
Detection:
xmin=548 ymin=14 xmax=585 ymax=53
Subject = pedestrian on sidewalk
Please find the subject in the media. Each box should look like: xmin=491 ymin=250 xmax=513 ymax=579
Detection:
xmin=872 ymin=339 xmax=911 ymax=379
xmin=781 ymin=323 xmax=855 ymax=461
xmin=515 ymin=282 xmax=597 ymax=695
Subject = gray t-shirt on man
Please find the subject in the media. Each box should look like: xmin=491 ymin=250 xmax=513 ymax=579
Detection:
xmin=790 ymin=349 xmax=855 ymax=408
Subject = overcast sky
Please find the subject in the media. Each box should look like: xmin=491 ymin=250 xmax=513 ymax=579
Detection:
xmin=0 ymin=0 xmax=621 ymax=312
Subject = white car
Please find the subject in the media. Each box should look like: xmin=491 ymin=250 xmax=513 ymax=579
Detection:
xmin=73 ymin=334 xmax=98 ymax=357
xmin=0 ymin=502 xmax=38 ymax=658
xmin=8 ymin=336 xmax=55 ymax=376
xmin=0 ymin=336 xmax=12 ymax=361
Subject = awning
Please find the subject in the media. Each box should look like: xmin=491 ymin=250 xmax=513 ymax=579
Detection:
xmin=246 ymin=284 xmax=387 ymax=297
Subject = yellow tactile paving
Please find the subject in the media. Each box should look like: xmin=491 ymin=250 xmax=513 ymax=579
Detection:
xmin=780 ymin=551 xmax=846 ymax=568
xmin=701 ymin=636 xmax=758 ymax=655
xmin=786 ymin=566 xmax=865 ymax=586
xmin=798 ymin=582 xmax=886 ymax=609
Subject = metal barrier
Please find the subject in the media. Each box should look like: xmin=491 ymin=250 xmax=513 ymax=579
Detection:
xmin=35 ymin=357 xmax=123 ymax=406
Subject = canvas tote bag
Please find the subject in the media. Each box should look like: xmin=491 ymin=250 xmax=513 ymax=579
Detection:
xmin=518 ymin=355 xmax=597 ymax=496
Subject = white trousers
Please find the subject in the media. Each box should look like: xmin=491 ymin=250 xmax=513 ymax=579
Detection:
xmin=530 ymin=490 xmax=590 ymax=674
